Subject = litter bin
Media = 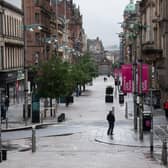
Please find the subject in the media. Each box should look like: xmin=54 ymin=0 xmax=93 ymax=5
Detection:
xmin=119 ymin=92 xmax=124 ymax=104
xmin=32 ymin=94 xmax=40 ymax=123
xmin=115 ymin=79 xmax=118 ymax=86
xmin=2 ymin=149 xmax=7 ymax=161
xmin=105 ymin=95 xmax=113 ymax=103
xmin=106 ymin=86 xmax=113 ymax=94
xmin=59 ymin=97 xmax=66 ymax=103
xmin=143 ymin=112 xmax=152 ymax=131
xmin=66 ymin=96 xmax=74 ymax=103
xmin=23 ymin=104 xmax=31 ymax=119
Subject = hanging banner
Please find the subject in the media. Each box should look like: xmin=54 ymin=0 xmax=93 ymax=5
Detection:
xmin=138 ymin=64 xmax=149 ymax=93
xmin=121 ymin=64 xmax=133 ymax=93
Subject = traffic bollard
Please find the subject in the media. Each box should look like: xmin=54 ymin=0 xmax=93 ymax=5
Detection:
xmin=125 ymin=102 xmax=128 ymax=119
xmin=161 ymin=138 xmax=167 ymax=165
xmin=0 ymin=150 xmax=2 ymax=163
xmin=6 ymin=118 xmax=8 ymax=129
xmin=32 ymin=125 xmax=36 ymax=153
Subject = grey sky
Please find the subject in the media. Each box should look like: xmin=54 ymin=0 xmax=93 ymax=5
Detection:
xmin=5 ymin=0 xmax=131 ymax=48
xmin=73 ymin=0 xmax=130 ymax=48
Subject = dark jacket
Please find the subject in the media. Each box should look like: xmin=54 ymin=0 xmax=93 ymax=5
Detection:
xmin=107 ymin=111 xmax=115 ymax=123
xmin=5 ymin=97 xmax=9 ymax=107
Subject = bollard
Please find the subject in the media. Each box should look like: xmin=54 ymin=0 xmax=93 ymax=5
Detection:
xmin=0 ymin=150 xmax=2 ymax=163
xmin=5 ymin=118 xmax=8 ymax=129
xmin=125 ymin=102 xmax=128 ymax=119
xmin=40 ymin=112 xmax=43 ymax=123
xmin=32 ymin=125 xmax=36 ymax=153
xmin=161 ymin=138 xmax=167 ymax=165
xmin=2 ymin=149 xmax=7 ymax=161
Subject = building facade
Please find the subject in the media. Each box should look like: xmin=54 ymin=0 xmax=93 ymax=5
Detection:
xmin=122 ymin=0 xmax=168 ymax=105
xmin=23 ymin=0 xmax=52 ymax=65
xmin=139 ymin=0 xmax=168 ymax=104
xmin=0 ymin=1 xmax=24 ymax=101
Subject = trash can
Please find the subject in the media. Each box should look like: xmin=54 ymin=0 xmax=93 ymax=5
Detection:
xmin=67 ymin=96 xmax=74 ymax=103
xmin=32 ymin=94 xmax=40 ymax=123
xmin=143 ymin=112 xmax=152 ymax=131
xmin=119 ymin=92 xmax=124 ymax=104
xmin=115 ymin=79 xmax=118 ymax=86
xmin=59 ymin=97 xmax=66 ymax=103
xmin=105 ymin=95 xmax=113 ymax=103
xmin=106 ymin=86 xmax=113 ymax=94
xmin=23 ymin=104 xmax=31 ymax=119
xmin=2 ymin=149 xmax=7 ymax=161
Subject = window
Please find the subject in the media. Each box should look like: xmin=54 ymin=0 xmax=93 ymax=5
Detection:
xmin=35 ymin=13 xmax=40 ymax=23
xmin=35 ymin=32 xmax=40 ymax=43
xmin=0 ymin=13 xmax=3 ymax=34
xmin=34 ymin=0 xmax=39 ymax=5
xmin=0 ymin=46 xmax=3 ymax=69
xmin=34 ymin=52 xmax=39 ymax=64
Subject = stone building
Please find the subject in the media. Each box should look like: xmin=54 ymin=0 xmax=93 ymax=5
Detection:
xmin=23 ymin=0 xmax=52 ymax=65
xmin=122 ymin=0 xmax=137 ymax=64
xmin=87 ymin=37 xmax=104 ymax=64
xmin=139 ymin=0 xmax=168 ymax=104
xmin=122 ymin=0 xmax=168 ymax=104
xmin=0 ymin=0 xmax=24 ymax=100
xmin=87 ymin=37 xmax=108 ymax=75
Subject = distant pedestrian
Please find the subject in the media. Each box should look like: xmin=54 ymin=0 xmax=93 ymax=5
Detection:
xmin=1 ymin=96 xmax=6 ymax=119
xmin=164 ymin=98 xmax=168 ymax=118
xmin=4 ymin=95 xmax=9 ymax=111
xmin=106 ymin=106 xmax=115 ymax=135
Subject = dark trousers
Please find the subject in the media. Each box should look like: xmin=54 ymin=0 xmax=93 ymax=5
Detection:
xmin=165 ymin=109 xmax=168 ymax=118
xmin=107 ymin=122 xmax=114 ymax=135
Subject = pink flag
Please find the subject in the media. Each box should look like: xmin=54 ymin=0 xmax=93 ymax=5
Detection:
xmin=138 ymin=64 xmax=149 ymax=93
xmin=121 ymin=64 xmax=133 ymax=93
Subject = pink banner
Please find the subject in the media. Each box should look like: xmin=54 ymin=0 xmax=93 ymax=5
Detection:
xmin=121 ymin=64 xmax=133 ymax=93
xmin=138 ymin=64 xmax=149 ymax=93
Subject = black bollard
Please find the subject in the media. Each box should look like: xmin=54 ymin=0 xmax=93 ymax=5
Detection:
xmin=162 ymin=138 xmax=167 ymax=165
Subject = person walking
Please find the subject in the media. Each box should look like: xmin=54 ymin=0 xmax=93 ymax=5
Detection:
xmin=106 ymin=107 xmax=115 ymax=135
xmin=164 ymin=98 xmax=168 ymax=118
xmin=5 ymin=95 xmax=9 ymax=111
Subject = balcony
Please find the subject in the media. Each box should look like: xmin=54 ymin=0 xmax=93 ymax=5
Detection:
xmin=142 ymin=41 xmax=162 ymax=61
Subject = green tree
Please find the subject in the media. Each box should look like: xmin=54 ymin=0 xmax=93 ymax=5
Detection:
xmin=35 ymin=57 xmax=75 ymax=99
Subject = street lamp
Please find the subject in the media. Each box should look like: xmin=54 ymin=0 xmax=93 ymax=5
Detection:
xmin=23 ymin=23 xmax=42 ymax=126
xmin=121 ymin=21 xmax=138 ymax=131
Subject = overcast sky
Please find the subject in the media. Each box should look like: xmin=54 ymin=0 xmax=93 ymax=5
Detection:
xmin=73 ymin=0 xmax=130 ymax=48
xmin=5 ymin=0 xmax=131 ymax=48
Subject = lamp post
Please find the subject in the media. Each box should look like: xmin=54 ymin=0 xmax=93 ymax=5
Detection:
xmin=23 ymin=0 xmax=43 ymax=125
xmin=139 ymin=58 xmax=143 ymax=140
xmin=150 ymin=89 xmax=154 ymax=153
xmin=23 ymin=3 xmax=28 ymax=125
xmin=133 ymin=42 xmax=138 ymax=130
xmin=23 ymin=21 xmax=42 ymax=125
xmin=0 ymin=89 xmax=2 ymax=161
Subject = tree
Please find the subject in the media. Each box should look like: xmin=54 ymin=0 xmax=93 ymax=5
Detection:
xmin=34 ymin=57 xmax=75 ymax=99
xmin=77 ymin=52 xmax=98 ymax=89
xmin=31 ymin=52 xmax=98 ymax=99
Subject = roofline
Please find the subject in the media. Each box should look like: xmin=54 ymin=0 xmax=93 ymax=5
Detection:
xmin=0 ymin=0 xmax=23 ymax=15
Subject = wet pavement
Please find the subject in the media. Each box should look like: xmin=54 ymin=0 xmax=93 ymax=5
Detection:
xmin=0 ymin=76 xmax=167 ymax=167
